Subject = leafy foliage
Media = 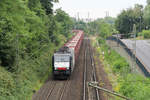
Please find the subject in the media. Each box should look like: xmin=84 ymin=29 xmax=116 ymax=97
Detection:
xmin=115 ymin=1 xmax=150 ymax=38
xmin=54 ymin=9 xmax=73 ymax=37
xmin=0 ymin=0 xmax=73 ymax=99
xmin=142 ymin=30 xmax=150 ymax=38
xmin=115 ymin=4 xmax=143 ymax=35
xmin=40 ymin=0 xmax=53 ymax=15
xmin=143 ymin=3 xmax=150 ymax=29
xmin=0 ymin=67 xmax=15 ymax=98
xmin=147 ymin=0 xmax=150 ymax=5
xmin=119 ymin=74 xmax=150 ymax=100
xmin=99 ymin=40 xmax=130 ymax=74
xmin=73 ymin=17 xmax=116 ymax=37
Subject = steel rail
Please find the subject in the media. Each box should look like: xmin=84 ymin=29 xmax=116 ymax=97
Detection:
xmin=59 ymin=79 xmax=70 ymax=100
xmin=83 ymin=38 xmax=88 ymax=100
xmin=45 ymin=81 xmax=56 ymax=100
xmin=45 ymin=79 xmax=70 ymax=100
xmin=89 ymin=39 xmax=100 ymax=100
xmin=83 ymin=49 xmax=87 ymax=100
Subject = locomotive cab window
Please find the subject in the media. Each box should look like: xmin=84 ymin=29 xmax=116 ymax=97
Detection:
xmin=54 ymin=55 xmax=70 ymax=62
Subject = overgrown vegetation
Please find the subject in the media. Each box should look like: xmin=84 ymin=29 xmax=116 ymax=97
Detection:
xmin=0 ymin=0 xmax=73 ymax=99
xmin=96 ymin=38 xmax=150 ymax=100
xmin=142 ymin=30 xmax=150 ymax=38
xmin=119 ymin=74 xmax=150 ymax=100
xmin=97 ymin=38 xmax=130 ymax=75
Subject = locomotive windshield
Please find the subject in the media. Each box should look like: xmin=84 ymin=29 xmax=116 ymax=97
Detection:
xmin=54 ymin=55 xmax=70 ymax=62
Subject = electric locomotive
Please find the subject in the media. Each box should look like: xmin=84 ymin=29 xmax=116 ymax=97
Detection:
xmin=52 ymin=46 xmax=74 ymax=78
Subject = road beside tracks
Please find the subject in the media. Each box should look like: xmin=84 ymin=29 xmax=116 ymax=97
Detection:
xmin=121 ymin=39 xmax=150 ymax=73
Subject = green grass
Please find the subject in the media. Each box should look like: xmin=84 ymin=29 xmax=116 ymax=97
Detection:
xmin=93 ymin=37 xmax=150 ymax=100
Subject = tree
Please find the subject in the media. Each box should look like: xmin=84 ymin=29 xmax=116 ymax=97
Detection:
xmin=147 ymin=0 xmax=150 ymax=5
xmin=0 ymin=17 xmax=16 ymax=69
xmin=40 ymin=0 xmax=53 ymax=15
xmin=0 ymin=0 xmax=74 ymax=99
xmin=115 ymin=10 xmax=131 ymax=34
xmin=82 ymin=17 xmax=115 ymax=37
xmin=54 ymin=8 xmax=73 ymax=37
xmin=143 ymin=0 xmax=150 ymax=29
xmin=115 ymin=4 xmax=144 ymax=36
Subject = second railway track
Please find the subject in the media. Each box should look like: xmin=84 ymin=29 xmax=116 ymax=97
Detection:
xmin=90 ymin=41 xmax=100 ymax=100
xmin=83 ymin=38 xmax=100 ymax=100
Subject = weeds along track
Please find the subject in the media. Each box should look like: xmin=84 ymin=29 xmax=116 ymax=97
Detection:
xmin=83 ymin=38 xmax=100 ymax=100
xmin=89 ymin=40 xmax=100 ymax=100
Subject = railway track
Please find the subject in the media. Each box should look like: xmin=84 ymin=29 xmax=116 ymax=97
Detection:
xmin=59 ymin=79 xmax=70 ymax=100
xmin=89 ymin=40 xmax=100 ymax=100
xmin=45 ymin=80 xmax=70 ymax=100
xmin=45 ymin=81 xmax=56 ymax=100
xmin=33 ymin=38 xmax=101 ymax=100
xmin=33 ymin=79 xmax=71 ymax=100
xmin=83 ymin=49 xmax=87 ymax=100
xmin=83 ymin=38 xmax=100 ymax=100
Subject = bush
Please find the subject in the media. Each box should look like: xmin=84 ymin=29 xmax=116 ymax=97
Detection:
xmin=112 ymin=59 xmax=129 ymax=74
xmin=138 ymin=32 xmax=143 ymax=37
xmin=142 ymin=30 xmax=150 ymax=39
xmin=101 ymin=44 xmax=130 ymax=74
xmin=119 ymin=74 xmax=150 ymax=100
xmin=0 ymin=67 xmax=15 ymax=98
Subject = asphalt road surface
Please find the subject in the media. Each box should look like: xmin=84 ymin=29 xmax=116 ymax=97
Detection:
xmin=121 ymin=39 xmax=150 ymax=73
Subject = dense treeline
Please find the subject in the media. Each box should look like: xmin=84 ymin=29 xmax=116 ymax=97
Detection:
xmin=73 ymin=17 xmax=116 ymax=38
xmin=115 ymin=0 xmax=150 ymax=38
xmin=0 ymin=0 xmax=73 ymax=99
xmin=90 ymin=17 xmax=116 ymax=38
xmin=115 ymin=4 xmax=143 ymax=34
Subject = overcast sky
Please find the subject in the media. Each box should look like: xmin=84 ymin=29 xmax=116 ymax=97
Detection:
xmin=54 ymin=0 xmax=147 ymax=19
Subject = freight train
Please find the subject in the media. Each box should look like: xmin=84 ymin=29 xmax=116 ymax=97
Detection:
xmin=52 ymin=30 xmax=84 ymax=79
